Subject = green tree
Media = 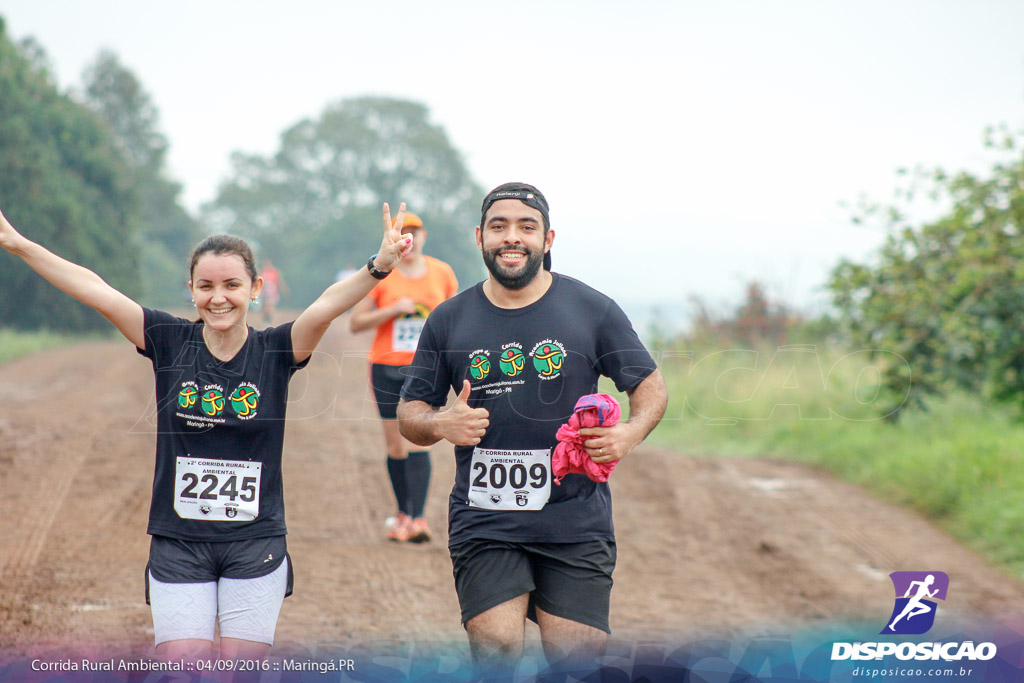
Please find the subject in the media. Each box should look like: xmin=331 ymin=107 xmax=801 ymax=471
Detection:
xmin=206 ymin=97 xmax=484 ymax=305
xmin=0 ymin=18 xmax=140 ymax=331
xmin=828 ymin=125 xmax=1024 ymax=412
xmin=81 ymin=50 xmax=201 ymax=306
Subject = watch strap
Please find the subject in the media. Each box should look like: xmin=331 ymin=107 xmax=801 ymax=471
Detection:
xmin=366 ymin=253 xmax=391 ymax=280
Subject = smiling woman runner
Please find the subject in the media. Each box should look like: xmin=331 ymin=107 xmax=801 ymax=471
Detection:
xmin=0 ymin=202 xmax=412 ymax=663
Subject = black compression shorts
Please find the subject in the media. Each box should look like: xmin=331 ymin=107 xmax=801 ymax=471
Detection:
xmin=371 ymin=363 xmax=408 ymax=419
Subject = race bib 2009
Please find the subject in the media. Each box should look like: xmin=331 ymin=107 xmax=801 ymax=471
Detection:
xmin=468 ymin=448 xmax=551 ymax=511
xmin=174 ymin=456 xmax=262 ymax=522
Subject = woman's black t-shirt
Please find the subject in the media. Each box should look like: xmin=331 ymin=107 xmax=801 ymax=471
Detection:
xmin=137 ymin=308 xmax=309 ymax=541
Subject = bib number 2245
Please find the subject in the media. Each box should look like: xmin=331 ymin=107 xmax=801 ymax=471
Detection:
xmin=174 ymin=456 xmax=262 ymax=521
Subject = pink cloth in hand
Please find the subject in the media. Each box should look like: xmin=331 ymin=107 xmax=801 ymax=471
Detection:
xmin=552 ymin=393 xmax=622 ymax=485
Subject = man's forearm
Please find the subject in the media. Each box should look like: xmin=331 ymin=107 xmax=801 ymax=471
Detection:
xmin=624 ymin=370 xmax=668 ymax=447
xmin=396 ymin=399 xmax=445 ymax=446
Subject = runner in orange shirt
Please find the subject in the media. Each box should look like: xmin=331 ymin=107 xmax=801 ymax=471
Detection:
xmin=349 ymin=212 xmax=458 ymax=542
xmin=258 ymin=260 xmax=288 ymax=327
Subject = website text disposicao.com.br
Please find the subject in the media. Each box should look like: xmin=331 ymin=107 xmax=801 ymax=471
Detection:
xmin=851 ymin=665 xmax=977 ymax=678
xmin=837 ymin=640 xmax=996 ymax=679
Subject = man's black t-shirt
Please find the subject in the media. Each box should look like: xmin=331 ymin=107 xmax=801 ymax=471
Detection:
xmin=400 ymin=274 xmax=658 ymax=545
xmin=137 ymin=308 xmax=309 ymax=541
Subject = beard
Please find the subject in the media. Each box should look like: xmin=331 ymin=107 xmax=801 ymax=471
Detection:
xmin=482 ymin=245 xmax=545 ymax=290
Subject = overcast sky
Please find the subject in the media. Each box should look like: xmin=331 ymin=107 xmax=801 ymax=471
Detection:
xmin=3 ymin=0 xmax=1024 ymax=325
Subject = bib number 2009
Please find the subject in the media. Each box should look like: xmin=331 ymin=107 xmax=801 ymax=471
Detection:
xmin=469 ymin=448 xmax=551 ymax=511
xmin=174 ymin=457 xmax=262 ymax=521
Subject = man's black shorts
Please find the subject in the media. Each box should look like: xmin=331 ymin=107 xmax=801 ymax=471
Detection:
xmin=371 ymin=363 xmax=407 ymax=419
xmin=145 ymin=535 xmax=293 ymax=603
xmin=449 ymin=538 xmax=616 ymax=633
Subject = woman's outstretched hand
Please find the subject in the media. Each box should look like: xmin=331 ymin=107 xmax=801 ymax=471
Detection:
xmin=372 ymin=202 xmax=414 ymax=273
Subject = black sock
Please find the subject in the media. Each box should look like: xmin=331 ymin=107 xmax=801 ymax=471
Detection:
xmin=404 ymin=451 xmax=432 ymax=518
xmin=386 ymin=456 xmax=409 ymax=515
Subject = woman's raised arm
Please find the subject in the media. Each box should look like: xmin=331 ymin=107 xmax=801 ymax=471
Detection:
xmin=0 ymin=206 xmax=145 ymax=349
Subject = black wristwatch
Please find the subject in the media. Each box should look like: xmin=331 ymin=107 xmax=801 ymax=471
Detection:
xmin=366 ymin=253 xmax=391 ymax=280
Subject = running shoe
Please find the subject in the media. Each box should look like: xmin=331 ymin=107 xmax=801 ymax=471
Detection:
xmin=387 ymin=513 xmax=411 ymax=542
xmin=407 ymin=517 xmax=432 ymax=543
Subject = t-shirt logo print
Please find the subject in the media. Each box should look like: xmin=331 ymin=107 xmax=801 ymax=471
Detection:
xmin=178 ymin=382 xmax=198 ymax=409
xmin=499 ymin=344 xmax=526 ymax=377
xmin=469 ymin=352 xmax=491 ymax=380
xmin=201 ymin=387 xmax=226 ymax=417
xmin=530 ymin=339 xmax=566 ymax=379
xmin=229 ymin=383 xmax=261 ymax=419
xmin=881 ymin=571 xmax=949 ymax=635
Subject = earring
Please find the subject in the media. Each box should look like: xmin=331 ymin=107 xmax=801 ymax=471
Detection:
xmin=251 ymin=297 xmax=258 ymax=305
xmin=191 ymin=299 xmax=196 ymax=306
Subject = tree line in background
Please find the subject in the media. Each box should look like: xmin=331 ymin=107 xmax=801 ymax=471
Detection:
xmin=0 ymin=21 xmax=139 ymax=331
xmin=5 ymin=17 xmax=1024 ymax=420
xmin=206 ymin=97 xmax=483 ymax=305
xmin=0 ymin=17 xmax=483 ymax=332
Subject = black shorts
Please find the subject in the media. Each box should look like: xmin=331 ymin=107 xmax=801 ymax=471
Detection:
xmin=145 ymin=535 xmax=293 ymax=603
xmin=371 ymin=363 xmax=408 ymax=419
xmin=449 ymin=538 xmax=616 ymax=634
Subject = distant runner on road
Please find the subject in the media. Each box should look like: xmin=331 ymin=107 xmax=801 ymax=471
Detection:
xmin=397 ymin=183 xmax=668 ymax=674
xmin=258 ymin=259 xmax=288 ymax=327
xmin=0 ymin=202 xmax=412 ymax=664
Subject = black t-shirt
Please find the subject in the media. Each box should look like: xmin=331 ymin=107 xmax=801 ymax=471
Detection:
xmin=400 ymin=274 xmax=658 ymax=545
xmin=137 ymin=308 xmax=309 ymax=541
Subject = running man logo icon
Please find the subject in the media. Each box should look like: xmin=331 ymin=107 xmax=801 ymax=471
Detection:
xmin=470 ymin=354 xmax=491 ymax=380
xmin=499 ymin=346 xmax=526 ymax=377
xmin=201 ymin=389 xmax=225 ymax=416
xmin=532 ymin=343 xmax=564 ymax=377
xmin=881 ymin=571 xmax=949 ymax=635
xmin=178 ymin=386 xmax=198 ymax=409
xmin=229 ymin=385 xmax=260 ymax=417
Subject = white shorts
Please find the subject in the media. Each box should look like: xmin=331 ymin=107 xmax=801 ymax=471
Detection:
xmin=148 ymin=557 xmax=289 ymax=646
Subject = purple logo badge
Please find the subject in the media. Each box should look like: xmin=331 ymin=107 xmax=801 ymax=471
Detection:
xmin=881 ymin=571 xmax=949 ymax=635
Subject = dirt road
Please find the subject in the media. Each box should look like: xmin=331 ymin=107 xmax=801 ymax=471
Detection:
xmin=2 ymin=322 xmax=1024 ymax=665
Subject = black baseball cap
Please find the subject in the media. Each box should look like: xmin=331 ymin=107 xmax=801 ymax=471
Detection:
xmin=480 ymin=182 xmax=552 ymax=271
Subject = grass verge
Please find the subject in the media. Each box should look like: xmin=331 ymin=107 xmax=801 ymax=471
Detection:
xmin=0 ymin=328 xmax=111 ymax=366
xmin=644 ymin=343 xmax=1024 ymax=579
